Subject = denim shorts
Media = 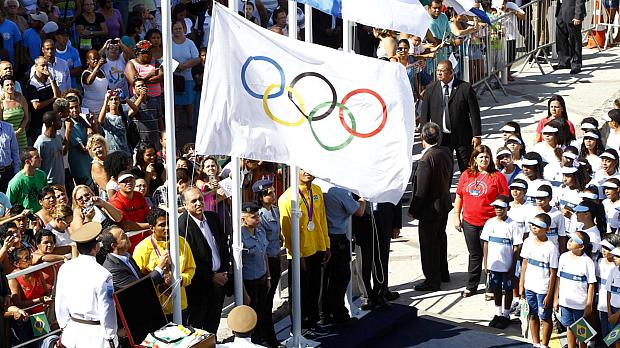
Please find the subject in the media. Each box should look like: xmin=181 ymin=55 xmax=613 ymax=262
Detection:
xmin=559 ymin=306 xmax=585 ymax=328
xmin=525 ymin=289 xmax=552 ymax=320
xmin=488 ymin=271 xmax=514 ymax=291
xmin=600 ymin=307 xmax=620 ymax=339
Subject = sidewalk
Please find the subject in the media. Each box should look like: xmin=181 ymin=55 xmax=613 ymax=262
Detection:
xmin=389 ymin=45 xmax=620 ymax=344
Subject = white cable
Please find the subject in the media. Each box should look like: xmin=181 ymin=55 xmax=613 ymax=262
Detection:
xmin=369 ymin=209 xmax=385 ymax=285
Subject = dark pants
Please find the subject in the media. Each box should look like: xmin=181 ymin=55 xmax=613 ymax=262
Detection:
xmin=262 ymin=256 xmax=281 ymax=345
xmin=288 ymin=251 xmax=324 ymax=329
xmin=0 ymin=165 xmax=14 ymax=193
xmin=418 ymin=214 xmax=449 ymax=287
xmin=320 ymin=234 xmax=351 ymax=321
xmin=359 ymin=226 xmax=390 ymax=302
xmin=244 ymin=275 xmax=269 ymax=345
xmin=440 ymin=132 xmax=473 ymax=173
xmin=186 ymin=285 xmax=225 ymax=334
xmin=462 ymin=220 xmax=485 ymax=290
xmin=556 ymin=16 xmax=582 ymax=69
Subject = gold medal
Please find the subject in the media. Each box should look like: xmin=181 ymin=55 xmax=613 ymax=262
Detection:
xmin=307 ymin=221 xmax=315 ymax=231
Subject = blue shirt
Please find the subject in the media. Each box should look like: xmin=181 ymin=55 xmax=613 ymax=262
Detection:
xmin=0 ymin=19 xmax=22 ymax=64
xmin=56 ymin=45 xmax=82 ymax=88
xmin=0 ymin=121 xmax=20 ymax=172
xmin=241 ymin=226 xmax=268 ymax=281
xmin=22 ymin=28 xmax=41 ymax=62
xmin=259 ymin=206 xmax=281 ymax=258
xmin=323 ymin=187 xmax=360 ymax=235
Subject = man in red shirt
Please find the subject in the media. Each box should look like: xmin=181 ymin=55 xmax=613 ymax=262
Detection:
xmin=109 ymin=171 xmax=150 ymax=232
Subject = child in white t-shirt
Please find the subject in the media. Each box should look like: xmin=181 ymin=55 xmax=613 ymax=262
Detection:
xmin=606 ymin=247 xmax=620 ymax=348
xmin=529 ymin=184 xmax=567 ymax=253
xmin=508 ymin=178 xmax=529 ymax=313
xmin=573 ymin=201 xmax=604 ymax=261
xmin=602 ymin=178 xmax=620 ymax=234
xmin=597 ymin=236 xmax=620 ymax=341
xmin=554 ymin=231 xmax=596 ymax=348
xmin=519 ymin=213 xmax=559 ymax=348
xmin=481 ymin=196 xmax=523 ymax=329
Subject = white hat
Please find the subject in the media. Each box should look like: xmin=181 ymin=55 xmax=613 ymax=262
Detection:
xmin=521 ymin=158 xmax=539 ymax=166
xmin=29 ymin=12 xmax=48 ymax=24
xmin=560 ymin=166 xmax=578 ymax=174
xmin=500 ymin=125 xmax=516 ymax=132
xmin=580 ymin=123 xmax=597 ymax=130
xmin=583 ymin=132 xmax=600 ymax=139
xmin=611 ymin=248 xmax=620 ymax=257
xmin=563 ymin=152 xmax=577 ymax=160
xmin=529 ymin=219 xmax=548 ymax=229
xmin=490 ymin=199 xmax=508 ymax=208
xmin=603 ymin=181 xmax=619 ymax=189
xmin=573 ymin=205 xmax=590 ymax=213
xmin=42 ymin=21 xmax=58 ymax=34
xmin=117 ymin=173 xmax=135 ymax=183
xmin=509 ymin=182 xmax=527 ymax=189
xmin=497 ymin=149 xmax=512 ymax=157
xmin=601 ymin=240 xmax=615 ymax=251
xmin=530 ymin=190 xmax=550 ymax=198
xmin=541 ymin=125 xmax=559 ymax=133
xmin=506 ymin=136 xmax=522 ymax=144
xmin=580 ymin=192 xmax=598 ymax=200
xmin=601 ymin=151 xmax=619 ymax=160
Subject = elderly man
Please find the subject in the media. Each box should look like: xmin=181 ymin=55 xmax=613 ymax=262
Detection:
xmin=179 ymin=186 xmax=230 ymax=333
xmin=420 ymin=60 xmax=481 ymax=172
xmin=408 ymin=122 xmax=454 ymax=291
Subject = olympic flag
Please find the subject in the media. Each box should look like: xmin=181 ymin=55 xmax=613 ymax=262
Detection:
xmin=296 ymin=0 xmax=430 ymax=38
xmin=196 ymin=3 xmax=414 ymax=204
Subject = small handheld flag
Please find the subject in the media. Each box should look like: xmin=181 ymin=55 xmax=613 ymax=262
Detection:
xmin=569 ymin=317 xmax=596 ymax=343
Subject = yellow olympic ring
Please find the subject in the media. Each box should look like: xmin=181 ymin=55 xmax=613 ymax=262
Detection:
xmin=262 ymin=84 xmax=306 ymax=127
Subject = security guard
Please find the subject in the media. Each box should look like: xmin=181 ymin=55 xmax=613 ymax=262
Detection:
xmin=55 ymin=222 xmax=118 ymax=348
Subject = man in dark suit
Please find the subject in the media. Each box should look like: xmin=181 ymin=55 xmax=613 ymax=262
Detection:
xmin=420 ymin=60 xmax=481 ymax=172
xmin=101 ymin=225 xmax=168 ymax=291
xmin=179 ymin=187 xmax=230 ymax=334
xmin=554 ymin=0 xmax=585 ymax=74
xmin=408 ymin=122 xmax=454 ymax=291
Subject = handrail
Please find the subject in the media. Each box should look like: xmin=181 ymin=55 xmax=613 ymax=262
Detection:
xmin=5 ymin=260 xmax=64 ymax=280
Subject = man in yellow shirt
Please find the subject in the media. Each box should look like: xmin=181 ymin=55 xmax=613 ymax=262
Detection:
xmin=279 ymin=168 xmax=330 ymax=330
xmin=133 ymin=207 xmax=196 ymax=322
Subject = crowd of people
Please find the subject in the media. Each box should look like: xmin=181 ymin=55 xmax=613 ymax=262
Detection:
xmin=0 ymin=0 xmax=608 ymax=347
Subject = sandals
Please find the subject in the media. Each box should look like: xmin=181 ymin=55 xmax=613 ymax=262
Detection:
xmin=461 ymin=288 xmax=476 ymax=298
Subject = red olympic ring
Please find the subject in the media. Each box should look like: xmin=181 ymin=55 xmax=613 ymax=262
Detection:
xmin=338 ymin=89 xmax=387 ymax=139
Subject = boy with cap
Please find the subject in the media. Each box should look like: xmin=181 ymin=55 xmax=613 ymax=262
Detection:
xmin=218 ymin=305 xmax=264 ymax=347
xmin=602 ymin=178 xmax=620 ymax=234
xmin=529 ymin=184 xmax=567 ymax=253
xmin=519 ymin=213 xmax=559 ymax=348
xmin=54 ymin=222 xmax=118 ymax=348
xmin=596 ymin=235 xmax=620 ymax=340
xmin=481 ymin=195 xmax=523 ymax=329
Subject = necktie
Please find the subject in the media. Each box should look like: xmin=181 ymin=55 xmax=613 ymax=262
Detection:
xmin=443 ymin=84 xmax=451 ymax=132
xmin=123 ymin=256 xmax=140 ymax=279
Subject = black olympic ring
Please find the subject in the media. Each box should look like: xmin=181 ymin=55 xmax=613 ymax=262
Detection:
xmin=287 ymin=72 xmax=337 ymax=122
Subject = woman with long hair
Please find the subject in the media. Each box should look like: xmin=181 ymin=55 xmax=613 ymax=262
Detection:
xmin=454 ymin=145 xmax=509 ymax=297
xmin=70 ymin=185 xmax=122 ymax=230
xmin=534 ymin=95 xmax=575 ymax=143
xmin=579 ymin=130 xmax=604 ymax=172
xmin=505 ymin=135 xmax=525 ymax=165
xmin=145 ymin=29 xmax=163 ymax=63
xmin=133 ymin=141 xmax=165 ymax=197
xmin=87 ymin=134 xmax=110 ymax=200
xmin=0 ymin=75 xmax=28 ymax=150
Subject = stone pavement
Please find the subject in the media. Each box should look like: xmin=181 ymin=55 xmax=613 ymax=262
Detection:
xmin=212 ymin=46 xmax=620 ymax=345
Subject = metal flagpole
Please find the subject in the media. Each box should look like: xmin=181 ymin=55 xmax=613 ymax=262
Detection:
xmin=160 ymin=0 xmax=182 ymax=323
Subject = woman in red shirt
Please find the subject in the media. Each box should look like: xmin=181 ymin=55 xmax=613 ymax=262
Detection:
xmin=534 ymin=95 xmax=576 ymax=143
xmin=454 ymin=145 xmax=509 ymax=298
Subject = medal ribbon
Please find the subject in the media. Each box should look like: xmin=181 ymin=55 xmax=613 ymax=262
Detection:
xmin=299 ymin=187 xmax=314 ymax=222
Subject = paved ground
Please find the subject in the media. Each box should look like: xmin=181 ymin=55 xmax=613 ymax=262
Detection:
xmin=209 ymin=45 xmax=620 ymax=345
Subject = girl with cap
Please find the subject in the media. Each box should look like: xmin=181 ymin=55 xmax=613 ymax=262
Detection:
xmin=571 ymin=118 xmax=599 ymax=149
xmin=578 ymin=129 xmax=603 ymax=172
xmin=454 ymin=145 xmax=510 ymax=298
xmin=240 ymin=202 xmax=271 ymax=346
xmin=496 ymin=147 xmax=521 ymax=185
xmin=519 ymin=213 xmax=558 ymax=348
xmin=596 ymin=235 xmax=620 ymax=341
xmin=556 ymin=166 xmax=585 ymax=232
xmin=508 ymin=178 xmax=530 ymax=240
xmin=517 ymin=152 xmax=552 ymax=206
xmin=573 ymin=201 xmax=604 ymax=260
xmin=602 ymin=178 xmax=620 ymax=234
xmin=505 ymin=135 xmax=526 ymax=166
xmin=604 ymin=246 xmax=620 ymax=348
xmin=535 ymin=95 xmax=575 ymax=143
xmin=588 ymin=148 xmax=620 ymax=199
xmin=499 ymin=121 xmax=525 ymax=144
xmin=530 ymin=184 xmax=567 ymax=253
xmin=544 ymin=146 xmax=580 ymax=185
xmin=605 ymin=109 xmax=620 ymax=153
xmin=553 ymin=231 xmax=596 ymax=348
xmin=533 ymin=123 xmax=562 ymax=168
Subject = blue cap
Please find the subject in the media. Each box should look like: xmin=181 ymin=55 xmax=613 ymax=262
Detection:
xmin=241 ymin=202 xmax=260 ymax=213
xmin=252 ymin=179 xmax=273 ymax=193
xmin=573 ymin=205 xmax=590 ymax=213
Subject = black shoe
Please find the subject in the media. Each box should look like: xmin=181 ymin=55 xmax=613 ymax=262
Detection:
xmin=570 ymin=67 xmax=581 ymax=74
xmin=361 ymin=300 xmax=379 ymax=311
xmin=385 ymin=291 xmax=400 ymax=301
xmin=553 ymin=64 xmax=570 ymax=70
xmin=316 ymin=318 xmax=333 ymax=327
xmin=495 ymin=316 xmax=511 ymax=329
xmin=414 ymin=283 xmax=440 ymax=291
xmin=489 ymin=315 xmax=502 ymax=328
xmin=441 ymin=275 xmax=451 ymax=282
xmin=333 ymin=316 xmax=358 ymax=326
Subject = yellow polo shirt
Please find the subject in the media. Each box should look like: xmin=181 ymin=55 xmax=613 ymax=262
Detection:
xmin=132 ymin=236 xmax=196 ymax=314
xmin=279 ymin=183 xmax=330 ymax=259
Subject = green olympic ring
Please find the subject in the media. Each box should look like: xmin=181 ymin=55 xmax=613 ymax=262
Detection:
xmin=307 ymin=101 xmax=356 ymax=151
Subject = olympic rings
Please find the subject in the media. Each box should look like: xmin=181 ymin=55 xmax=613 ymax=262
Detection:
xmin=241 ymin=56 xmax=285 ymax=99
xmin=288 ymin=72 xmax=337 ymax=122
xmin=263 ymin=84 xmax=306 ymax=127
xmin=308 ymin=102 xmax=356 ymax=151
xmin=339 ymin=89 xmax=388 ymax=139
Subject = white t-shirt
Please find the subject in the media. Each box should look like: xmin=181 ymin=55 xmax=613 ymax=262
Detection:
xmin=582 ymin=225 xmax=602 ymax=259
xmin=555 ymin=185 xmax=581 ymax=230
xmin=508 ymin=202 xmax=529 ymax=240
xmin=102 ymin=55 xmax=129 ymax=98
xmin=520 ymin=236 xmax=559 ymax=294
xmin=515 ymin=175 xmax=552 ymax=206
xmin=606 ymin=266 xmax=620 ymax=309
xmin=603 ymin=198 xmax=620 ymax=234
xmin=533 ymin=141 xmax=562 ymax=168
xmin=597 ymin=258 xmax=616 ymax=312
xmin=480 ymin=217 xmax=523 ymax=272
xmin=589 ymin=170 xmax=620 ymax=199
xmin=606 ymin=131 xmax=620 ymax=152
xmin=45 ymin=224 xmax=72 ymax=247
xmin=526 ymin=206 xmax=566 ymax=248
xmin=557 ymin=252 xmax=596 ymax=310
xmin=587 ymin=154 xmax=602 ymax=172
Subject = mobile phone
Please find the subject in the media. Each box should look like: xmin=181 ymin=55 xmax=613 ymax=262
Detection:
xmin=111 ymin=38 xmax=119 ymax=44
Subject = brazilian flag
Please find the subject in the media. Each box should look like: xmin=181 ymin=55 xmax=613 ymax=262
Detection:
xmin=569 ymin=317 xmax=596 ymax=344
xmin=30 ymin=312 xmax=50 ymax=337
xmin=605 ymin=324 xmax=620 ymax=346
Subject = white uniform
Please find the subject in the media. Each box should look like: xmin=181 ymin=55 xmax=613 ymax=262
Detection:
xmin=480 ymin=216 xmax=522 ymax=272
xmin=557 ymin=252 xmax=596 ymax=310
xmin=603 ymin=198 xmax=620 ymax=234
xmin=520 ymin=236 xmax=559 ymax=294
xmin=55 ymin=255 xmax=118 ymax=348
xmin=588 ymin=169 xmax=620 ymax=199
xmin=597 ymin=258 xmax=616 ymax=312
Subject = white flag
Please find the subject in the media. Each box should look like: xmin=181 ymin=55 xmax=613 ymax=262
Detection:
xmin=196 ymin=3 xmax=414 ymax=204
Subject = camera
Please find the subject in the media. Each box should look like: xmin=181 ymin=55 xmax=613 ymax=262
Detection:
xmin=111 ymin=38 xmax=119 ymax=44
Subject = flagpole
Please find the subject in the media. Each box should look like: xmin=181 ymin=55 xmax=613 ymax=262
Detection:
xmin=304 ymin=4 xmax=312 ymax=43
xmin=228 ymin=0 xmax=244 ymax=308
xmin=160 ymin=0 xmax=182 ymax=323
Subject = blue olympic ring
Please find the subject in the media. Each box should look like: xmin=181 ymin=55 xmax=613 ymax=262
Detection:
xmin=241 ymin=56 xmax=285 ymax=99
